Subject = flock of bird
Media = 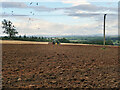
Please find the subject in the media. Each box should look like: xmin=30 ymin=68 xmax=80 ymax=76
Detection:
xmin=3 ymin=2 xmax=61 ymax=30
xmin=4 ymin=2 xmax=60 ymax=16
xmin=30 ymin=2 xmax=39 ymax=5
xmin=9 ymin=2 xmax=38 ymax=16
xmin=28 ymin=2 xmax=40 ymax=29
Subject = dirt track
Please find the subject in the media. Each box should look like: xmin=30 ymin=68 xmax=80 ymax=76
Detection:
xmin=2 ymin=44 xmax=119 ymax=88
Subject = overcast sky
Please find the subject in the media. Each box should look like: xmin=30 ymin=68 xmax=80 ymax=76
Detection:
xmin=0 ymin=0 xmax=119 ymax=36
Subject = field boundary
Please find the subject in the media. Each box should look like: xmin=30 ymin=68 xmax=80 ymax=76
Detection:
xmin=0 ymin=40 xmax=119 ymax=48
xmin=61 ymin=43 xmax=118 ymax=48
xmin=0 ymin=40 xmax=48 ymax=44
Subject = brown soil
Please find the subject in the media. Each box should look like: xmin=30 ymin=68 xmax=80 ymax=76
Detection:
xmin=2 ymin=44 xmax=119 ymax=88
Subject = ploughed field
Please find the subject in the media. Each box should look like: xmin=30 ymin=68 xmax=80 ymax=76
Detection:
xmin=2 ymin=44 xmax=119 ymax=88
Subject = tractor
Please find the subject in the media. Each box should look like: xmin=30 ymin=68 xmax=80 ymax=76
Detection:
xmin=52 ymin=39 xmax=60 ymax=45
xmin=48 ymin=38 xmax=60 ymax=45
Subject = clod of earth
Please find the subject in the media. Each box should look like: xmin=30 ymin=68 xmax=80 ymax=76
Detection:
xmin=2 ymin=44 xmax=119 ymax=88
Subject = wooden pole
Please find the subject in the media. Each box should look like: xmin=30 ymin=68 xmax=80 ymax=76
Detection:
xmin=104 ymin=14 xmax=107 ymax=46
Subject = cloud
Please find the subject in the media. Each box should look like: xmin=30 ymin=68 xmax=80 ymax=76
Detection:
xmin=1 ymin=14 xmax=28 ymax=17
xmin=1 ymin=2 xmax=57 ymax=13
xmin=61 ymin=0 xmax=90 ymax=6
xmin=1 ymin=16 xmax=115 ymax=36
xmin=0 ymin=16 xmax=98 ymax=36
xmin=63 ymin=4 xmax=117 ymax=24
xmin=1 ymin=0 xmax=119 ymax=2
xmin=0 ymin=1 xmax=118 ymax=36
xmin=1 ymin=2 xmax=27 ymax=8
xmin=0 ymin=16 xmax=118 ymax=36
xmin=70 ymin=4 xmax=117 ymax=12
xmin=72 ymin=16 xmax=79 ymax=19
xmin=1 ymin=2 xmax=117 ymax=14
xmin=65 ymin=4 xmax=118 ymax=17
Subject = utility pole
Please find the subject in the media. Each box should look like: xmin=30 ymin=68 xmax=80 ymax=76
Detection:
xmin=103 ymin=14 xmax=107 ymax=46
